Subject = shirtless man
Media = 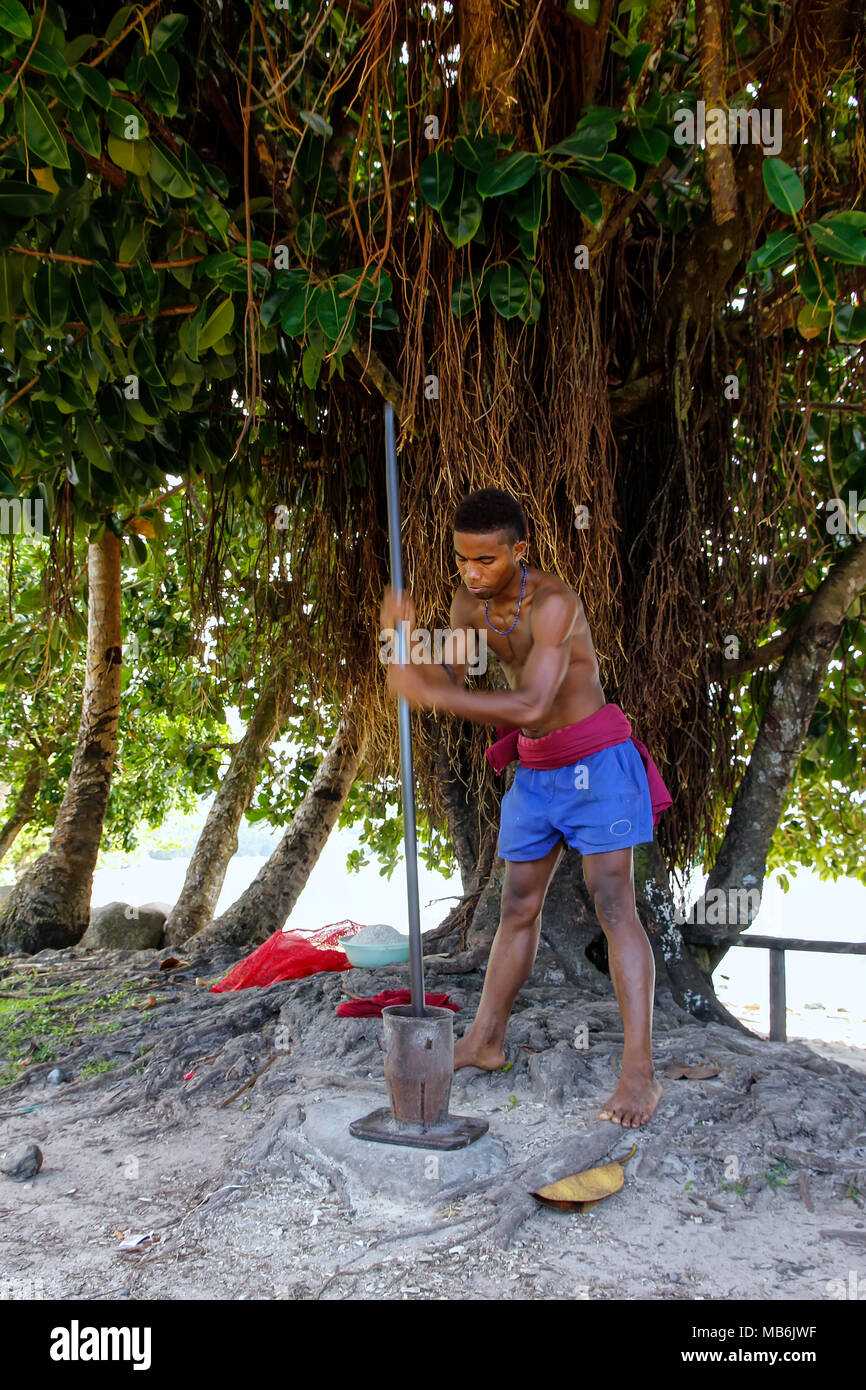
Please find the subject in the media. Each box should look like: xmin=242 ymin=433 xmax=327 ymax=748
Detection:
xmin=381 ymin=487 xmax=664 ymax=1128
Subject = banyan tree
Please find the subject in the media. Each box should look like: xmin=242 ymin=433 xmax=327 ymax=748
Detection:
xmin=0 ymin=1 xmax=865 ymax=1024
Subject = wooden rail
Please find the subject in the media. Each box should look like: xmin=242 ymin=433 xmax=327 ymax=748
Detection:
xmin=682 ymin=930 xmax=866 ymax=1042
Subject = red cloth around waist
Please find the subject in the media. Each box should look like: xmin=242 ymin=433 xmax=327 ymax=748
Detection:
xmin=485 ymin=703 xmax=673 ymax=828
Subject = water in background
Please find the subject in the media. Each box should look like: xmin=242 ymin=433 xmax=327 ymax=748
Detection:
xmin=84 ymin=812 xmax=866 ymax=1049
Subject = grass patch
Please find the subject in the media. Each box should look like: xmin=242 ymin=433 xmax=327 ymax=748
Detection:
xmin=0 ymin=973 xmax=141 ymax=1088
xmin=76 ymin=1058 xmax=120 ymax=1080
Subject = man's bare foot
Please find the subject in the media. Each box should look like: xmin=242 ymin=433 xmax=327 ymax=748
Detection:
xmin=599 ymin=1070 xmax=663 ymax=1128
xmin=453 ymin=1032 xmax=506 ymax=1071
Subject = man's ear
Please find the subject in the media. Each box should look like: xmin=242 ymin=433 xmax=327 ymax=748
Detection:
xmin=513 ymin=539 xmax=528 ymax=564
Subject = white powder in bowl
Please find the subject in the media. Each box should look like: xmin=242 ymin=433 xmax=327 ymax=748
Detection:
xmin=349 ymin=923 xmax=406 ymax=945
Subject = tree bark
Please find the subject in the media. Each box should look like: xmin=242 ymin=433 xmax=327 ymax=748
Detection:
xmin=0 ymin=755 xmax=46 ymax=863
xmin=633 ymin=840 xmax=751 ymax=1030
xmin=162 ymin=670 xmax=294 ymax=947
xmin=186 ymin=713 xmax=368 ymax=956
xmin=0 ymin=532 xmax=123 ymax=954
xmin=688 ymin=536 xmax=866 ymax=969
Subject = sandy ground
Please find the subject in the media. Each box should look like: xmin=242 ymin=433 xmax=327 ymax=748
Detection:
xmin=1 ymin=947 xmax=865 ymax=1302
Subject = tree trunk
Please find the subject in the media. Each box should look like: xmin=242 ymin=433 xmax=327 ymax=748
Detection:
xmin=0 ymin=755 xmax=46 ymax=863
xmin=163 ymin=671 xmax=293 ymax=947
xmin=689 ymin=536 xmax=866 ymax=970
xmin=186 ymin=713 xmax=368 ymax=956
xmin=0 ymin=532 xmax=123 ymax=955
xmin=633 ymin=840 xmax=751 ymax=1031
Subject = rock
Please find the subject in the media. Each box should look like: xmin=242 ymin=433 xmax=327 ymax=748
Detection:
xmin=1 ymin=1142 xmax=43 ymax=1181
xmin=526 ymin=1041 xmax=589 ymax=1107
xmin=47 ymin=1068 xmax=65 ymax=1085
xmin=139 ymin=901 xmax=172 ymax=920
xmin=79 ymin=901 xmax=165 ymax=950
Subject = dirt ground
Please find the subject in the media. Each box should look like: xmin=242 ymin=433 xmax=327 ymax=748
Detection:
xmin=1 ymin=944 xmax=865 ymax=1302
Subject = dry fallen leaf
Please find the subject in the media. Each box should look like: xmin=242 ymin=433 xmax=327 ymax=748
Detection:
xmin=531 ymin=1143 xmax=637 ymax=1211
xmin=159 ymin=957 xmax=188 ymax=971
xmin=663 ymin=1063 xmax=720 ymax=1080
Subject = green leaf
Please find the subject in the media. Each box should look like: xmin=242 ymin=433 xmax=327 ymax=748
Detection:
xmin=763 ymin=157 xmax=805 ymax=215
xmin=476 ymin=152 xmax=537 ymax=198
xmin=296 ymin=212 xmax=328 ymax=258
xmin=197 ymin=296 xmax=234 ymax=351
xmin=299 ymin=109 xmax=332 ymax=137
xmin=279 ymin=280 xmax=314 ymax=336
xmin=334 ymin=268 xmax=389 ymax=305
xmin=106 ymin=97 xmax=149 ymax=140
xmin=835 ymin=303 xmax=866 ymax=343
xmin=561 ymin=172 xmax=604 ymax=226
xmin=105 ymin=7 xmax=134 ymax=42
xmin=508 ymin=172 xmax=544 ymax=232
xmin=149 ymin=140 xmax=194 ymax=197
xmin=626 ymin=127 xmax=668 ymax=164
xmin=315 ymin=281 xmax=356 ymax=342
xmin=19 ymin=89 xmax=70 ymax=168
xmin=797 ymin=256 xmax=836 ymax=306
xmin=302 ymin=345 xmax=322 ymax=389
xmin=0 ymin=0 xmax=32 ymax=40
xmin=439 ymin=172 xmax=483 ymax=247
xmin=0 ymin=251 xmax=24 ymax=320
xmin=76 ymin=415 xmax=110 ymax=470
xmin=106 ymin=132 xmax=149 ymax=174
xmin=0 ymin=421 xmax=23 ymax=467
xmin=628 ymin=41 xmax=652 ymax=85
xmin=151 ymin=13 xmax=188 ymax=50
xmin=29 ymin=262 xmax=70 ymax=330
xmin=143 ymin=48 xmax=180 ymax=97
xmin=68 ymin=101 xmax=101 ymax=156
xmin=745 ymin=230 xmax=799 ymax=273
xmin=0 ymin=180 xmax=56 ymax=216
xmin=828 ymin=211 xmax=866 ymax=230
xmin=550 ymin=123 xmax=614 ymax=160
xmin=450 ymin=270 xmax=486 ymax=317
xmin=487 ymin=264 xmax=531 ymax=319
xmin=64 ymin=34 xmax=97 ymax=64
xmin=419 ymin=151 xmax=455 ymax=210
xmin=807 ymin=221 xmax=866 ymax=266
xmin=452 ymin=133 xmax=498 ymax=173
xmin=796 ymin=302 xmax=830 ymax=339
xmin=75 ymin=65 xmax=112 ymax=107
xmin=584 ymin=153 xmax=636 ymax=190
xmin=28 ymin=38 xmax=68 ymax=77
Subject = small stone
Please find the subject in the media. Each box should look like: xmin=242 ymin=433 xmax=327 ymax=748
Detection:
xmin=47 ymin=1068 xmax=64 ymax=1085
xmin=1 ymin=1142 xmax=43 ymax=1181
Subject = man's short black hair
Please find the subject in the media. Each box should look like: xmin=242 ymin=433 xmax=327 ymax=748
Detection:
xmin=454 ymin=488 xmax=528 ymax=544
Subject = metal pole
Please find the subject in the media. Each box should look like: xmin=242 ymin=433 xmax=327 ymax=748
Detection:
xmin=384 ymin=403 xmax=426 ymax=1017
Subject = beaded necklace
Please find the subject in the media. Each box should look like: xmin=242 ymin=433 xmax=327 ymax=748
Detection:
xmin=484 ymin=561 xmax=528 ymax=636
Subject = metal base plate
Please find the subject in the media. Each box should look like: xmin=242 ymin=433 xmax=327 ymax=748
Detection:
xmin=349 ymin=1107 xmax=489 ymax=1151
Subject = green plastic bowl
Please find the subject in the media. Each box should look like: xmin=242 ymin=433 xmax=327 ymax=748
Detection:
xmin=338 ymin=937 xmax=410 ymax=968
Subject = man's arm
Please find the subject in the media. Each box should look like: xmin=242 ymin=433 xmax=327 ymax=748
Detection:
xmin=379 ymin=585 xmax=473 ymax=694
xmin=386 ymin=588 xmax=577 ymax=725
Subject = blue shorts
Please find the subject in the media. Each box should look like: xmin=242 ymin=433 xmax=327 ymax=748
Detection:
xmin=497 ymin=740 xmax=655 ymax=861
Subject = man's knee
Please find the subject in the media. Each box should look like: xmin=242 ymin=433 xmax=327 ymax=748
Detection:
xmin=500 ymin=882 xmax=545 ymax=930
xmin=589 ymin=878 xmax=636 ymax=929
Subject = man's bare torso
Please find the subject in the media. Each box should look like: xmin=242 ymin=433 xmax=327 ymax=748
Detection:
xmin=452 ymin=565 xmax=606 ymax=737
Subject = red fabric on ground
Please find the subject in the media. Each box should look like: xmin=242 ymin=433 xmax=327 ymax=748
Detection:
xmin=210 ymin=920 xmax=363 ymax=992
xmin=336 ymin=989 xmax=459 ymax=1018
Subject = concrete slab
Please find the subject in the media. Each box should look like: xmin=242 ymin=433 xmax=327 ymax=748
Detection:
xmin=302 ymin=1095 xmax=511 ymax=1202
